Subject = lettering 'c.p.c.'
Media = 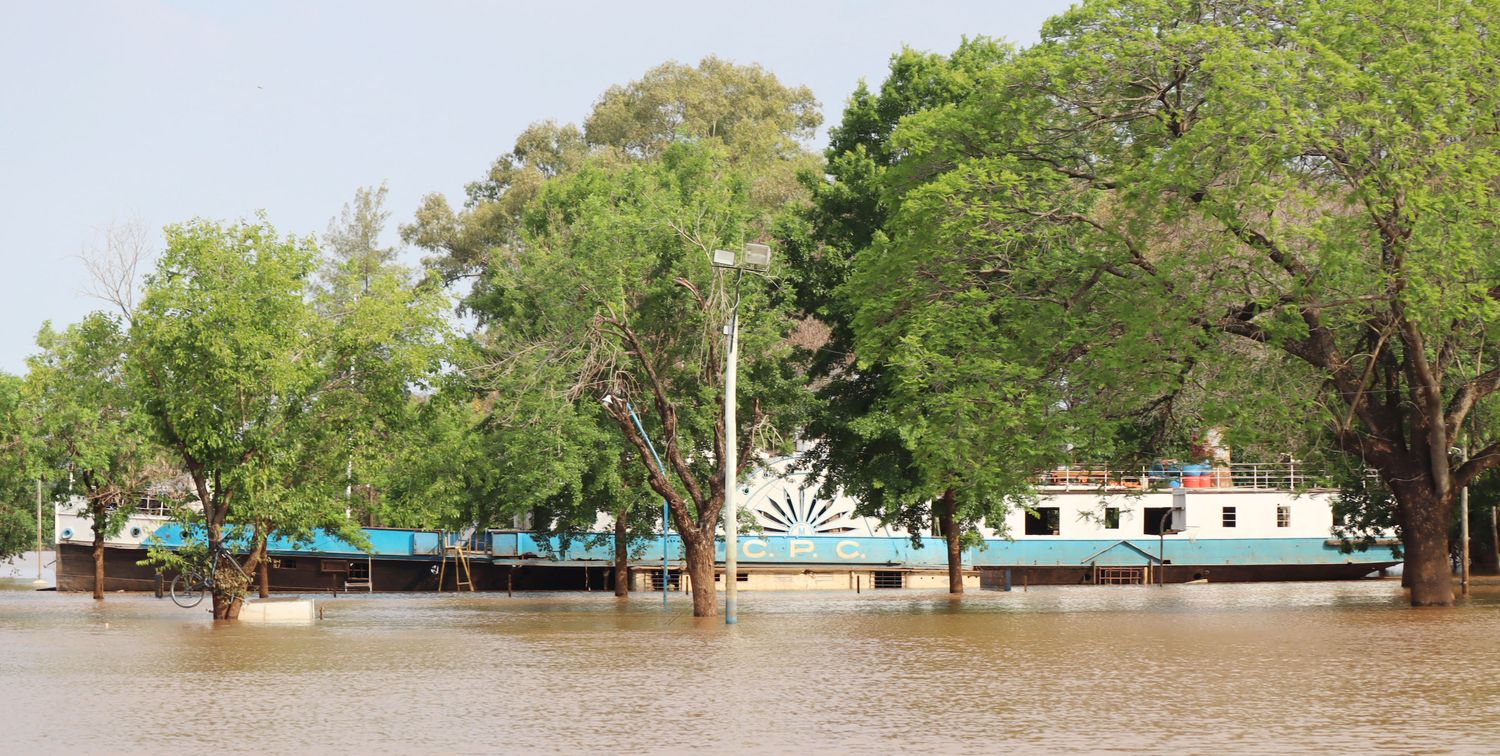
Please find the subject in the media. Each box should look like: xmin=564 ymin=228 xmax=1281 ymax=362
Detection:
xmin=741 ymin=539 xmax=768 ymax=559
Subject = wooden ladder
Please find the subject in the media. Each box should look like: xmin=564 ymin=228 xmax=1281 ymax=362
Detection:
xmin=437 ymin=543 xmax=474 ymax=592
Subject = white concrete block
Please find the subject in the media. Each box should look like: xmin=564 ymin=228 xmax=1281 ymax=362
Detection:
xmin=239 ymin=598 xmax=318 ymax=624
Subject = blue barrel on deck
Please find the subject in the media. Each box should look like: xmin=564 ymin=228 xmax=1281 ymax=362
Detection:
xmin=1183 ymin=463 xmax=1211 ymax=488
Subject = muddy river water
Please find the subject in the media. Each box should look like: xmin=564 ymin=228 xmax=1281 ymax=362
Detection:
xmin=1 ymin=580 xmax=1497 ymax=754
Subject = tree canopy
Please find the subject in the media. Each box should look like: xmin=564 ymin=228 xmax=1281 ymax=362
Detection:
xmin=129 ymin=216 xmax=444 ymax=615
xmin=787 ymin=37 xmax=1024 ymax=592
xmin=24 ymin=313 xmax=162 ymax=598
xmin=852 ymin=0 xmax=1500 ymax=605
xmin=0 ymin=373 xmax=38 ymax=561
xmin=472 ymin=140 xmax=808 ymax=614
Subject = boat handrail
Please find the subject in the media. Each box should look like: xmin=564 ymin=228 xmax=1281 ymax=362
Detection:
xmin=1037 ymin=461 xmax=1335 ymax=493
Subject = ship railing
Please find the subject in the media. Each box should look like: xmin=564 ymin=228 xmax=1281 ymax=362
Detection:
xmin=442 ymin=530 xmax=492 ymax=555
xmin=1037 ymin=462 xmax=1332 ymax=492
xmin=56 ymin=495 xmax=186 ymax=518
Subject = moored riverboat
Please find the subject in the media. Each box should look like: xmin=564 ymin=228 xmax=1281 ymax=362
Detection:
xmin=52 ymin=457 xmax=1398 ymax=593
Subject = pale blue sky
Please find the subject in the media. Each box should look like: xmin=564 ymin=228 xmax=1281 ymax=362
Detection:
xmin=0 ymin=0 xmax=1073 ymax=374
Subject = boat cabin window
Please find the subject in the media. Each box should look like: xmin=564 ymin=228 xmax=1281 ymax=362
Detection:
xmin=1025 ymin=507 xmax=1060 ymax=536
xmin=137 ymin=496 xmax=171 ymax=517
xmin=1222 ymin=506 xmax=1237 ymax=528
xmin=1144 ymin=507 xmax=1171 ymax=536
xmin=1103 ymin=508 xmax=1121 ymax=530
xmin=1277 ymin=505 xmax=1290 ymax=528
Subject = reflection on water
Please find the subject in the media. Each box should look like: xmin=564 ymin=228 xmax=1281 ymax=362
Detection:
xmin=2 ymin=581 xmax=1498 ymax=754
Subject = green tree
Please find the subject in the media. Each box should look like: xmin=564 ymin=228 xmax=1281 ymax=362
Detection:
xmin=24 ymin=314 xmax=161 ymax=599
xmin=482 ymin=142 xmax=807 ymax=616
xmin=871 ymin=0 xmax=1500 ymax=606
xmin=585 ymin=56 xmax=820 ymax=209
xmin=404 ymin=121 xmax=591 ymax=306
xmin=785 ymin=38 xmax=1019 ymax=593
xmin=406 ymin=57 xmax=820 ymax=314
xmin=322 ymin=182 xmax=400 ymax=296
xmin=130 ymin=217 xmax=360 ymax=618
xmin=0 ymin=373 xmax=39 ymax=561
xmin=585 ymin=56 xmax=818 ymax=160
xmin=368 ymin=385 xmax=490 ymax=530
xmin=403 ymin=59 xmax=821 ymax=604
xmin=318 ymin=184 xmax=451 ymax=533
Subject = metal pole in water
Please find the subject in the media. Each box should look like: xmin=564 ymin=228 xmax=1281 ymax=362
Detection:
xmin=723 ymin=307 xmax=739 ymax=625
xmin=35 ymin=479 xmax=44 ymax=586
xmin=711 ymin=246 xmax=769 ymax=624
xmin=1159 ymin=506 xmax=1172 ymax=588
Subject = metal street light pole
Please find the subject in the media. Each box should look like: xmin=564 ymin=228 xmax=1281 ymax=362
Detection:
xmin=712 ymin=243 xmax=770 ymax=626
xmin=35 ymin=479 xmax=44 ymax=587
xmin=1160 ymin=489 xmax=1186 ymax=588
xmin=723 ymin=303 xmax=739 ymax=624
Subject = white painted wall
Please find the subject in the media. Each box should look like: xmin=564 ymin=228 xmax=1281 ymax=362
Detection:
xmin=988 ymin=490 xmax=1339 ymax=541
xmin=54 ymin=496 xmax=174 ymax=548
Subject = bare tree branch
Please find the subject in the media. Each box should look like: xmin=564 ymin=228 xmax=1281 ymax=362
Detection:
xmin=80 ymin=220 xmax=151 ymax=321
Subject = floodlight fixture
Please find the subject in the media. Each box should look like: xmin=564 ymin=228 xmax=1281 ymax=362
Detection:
xmin=742 ymin=242 xmax=772 ymax=270
xmin=712 ymin=249 xmax=737 ymax=268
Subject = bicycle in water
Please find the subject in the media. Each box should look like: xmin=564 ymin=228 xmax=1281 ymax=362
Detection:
xmin=169 ymin=545 xmax=251 ymax=609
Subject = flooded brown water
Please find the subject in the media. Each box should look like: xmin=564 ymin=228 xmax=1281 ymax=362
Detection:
xmin=2 ymin=580 xmax=1498 ymax=754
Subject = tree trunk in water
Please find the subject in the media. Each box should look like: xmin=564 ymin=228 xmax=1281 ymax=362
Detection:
xmin=91 ymin=505 xmax=105 ymax=601
xmin=249 ymin=533 xmax=270 ymax=599
xmin=1404 ymin=492 xmax=1455 ymax=607
xmin=938 ymin=489 xmax=963 ymax=594
xmin=613 ymin=511 xmax=630 ymax=597
xmin=207 ymin=529 xmax=247 ymax=620
xmin=682 ymin=535 xmax=717 ymax=617
xmin=211 ymin=592 xmax=244 ymax=620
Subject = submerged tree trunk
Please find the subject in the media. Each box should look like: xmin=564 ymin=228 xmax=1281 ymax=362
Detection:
xmin=681 ymin=534 xmax=717 ymax=616
xmin=1403 ymin=489 xmax=1456 ymax=607
xmin=91 ymin=502 xmax=106 ymax=601
xmin=251 ymin=536 xmax=269 ymax=599
xmin=205 ymin=521 xmax=248 ymax=620
xmin=613 ymin=510 xmax=630 ymax=597
xmin=211 ymin=591 xmax=244 ymax=620
xmin=937 ymin=489 xmax=963 ymax=594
